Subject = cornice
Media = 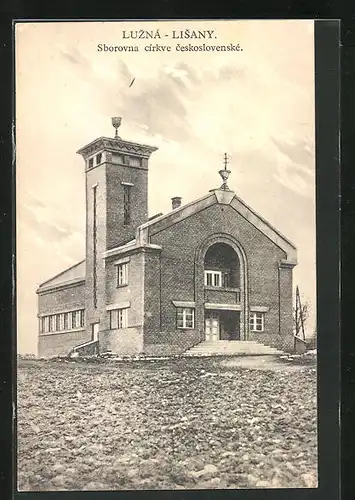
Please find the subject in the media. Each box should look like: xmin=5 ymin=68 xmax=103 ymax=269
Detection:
xmin=77 ymin=137 xmax=158 ymax=159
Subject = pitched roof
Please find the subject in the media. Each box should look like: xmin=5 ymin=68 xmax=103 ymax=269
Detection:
xmin=38 ymin=188 xmax=297 ymax=290
xmin=37 ymin=260 xmax=85 ymax=292
xmin=136 ymin=188 xmax=297 ymax=264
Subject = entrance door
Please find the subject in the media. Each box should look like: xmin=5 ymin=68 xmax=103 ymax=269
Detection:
xmin=92 ymin=323 xmax=99 ymax=341
xmin=205 ymin=311 xmax=220 ymax=341
xmin=220 ymin=311 xmax=240 ymax=340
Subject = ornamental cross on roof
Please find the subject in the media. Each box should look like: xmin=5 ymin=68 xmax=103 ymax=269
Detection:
xmin=219 ymin=152 xmax=231 ymax=190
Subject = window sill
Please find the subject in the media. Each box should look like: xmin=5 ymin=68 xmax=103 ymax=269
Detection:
xmin=204 ymin=286 xmax=240 ymax=292
xmin=39 ymin=328 xmax=85 ymax=337
xmin=177 ymin=327 xmax=195 ymax=330
xmin=250 ymin=330 xmax=265 ymax=333
xmin=117 ymin=284 xmax=128 ymax=289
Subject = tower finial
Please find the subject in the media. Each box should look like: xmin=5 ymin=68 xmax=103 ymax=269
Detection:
xmin=219 ymin=152 xmax=231 ymax=190
xmin=111 ymin=116 xmax=122 ymax=139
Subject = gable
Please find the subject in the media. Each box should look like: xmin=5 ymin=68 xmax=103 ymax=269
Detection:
xmin=38 ymin=260 xmax=86 ymax=291
xmin=137 ymin=189 xmax=297 ymax=264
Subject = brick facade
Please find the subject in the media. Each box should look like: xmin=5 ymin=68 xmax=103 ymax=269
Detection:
xmin=142 ymin=200 xmax=294 ymax=353
xmin=37 ymin=282 xmax=89 ymax=357
xmin=37 ymin=124 xmax=297 ymax=357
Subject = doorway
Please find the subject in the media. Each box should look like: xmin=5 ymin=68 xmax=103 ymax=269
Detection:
xmin=205 ymin=311 xmax=220 ymax=341
xmin=92 ymin=322 xmax=99 ymax=341
xmin=220 ymin=311 xmax=240 ymax=340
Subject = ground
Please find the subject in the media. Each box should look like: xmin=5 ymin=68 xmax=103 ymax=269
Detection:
xmin=17 ymin=354 xmax=318 ymax=491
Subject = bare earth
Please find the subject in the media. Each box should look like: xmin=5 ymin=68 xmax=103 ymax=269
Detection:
xmin=17 ymin=355 xmax=317 ymax=491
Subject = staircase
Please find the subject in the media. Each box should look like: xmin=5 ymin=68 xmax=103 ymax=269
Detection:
xmin=69 ymin=340 xmax=99 ymax=357
xmin=183 ymin=340 xmax=283 ymax=357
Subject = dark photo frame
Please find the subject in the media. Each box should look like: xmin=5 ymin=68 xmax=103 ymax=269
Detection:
xmin=0 ymin=16 xmax=342 ymax=500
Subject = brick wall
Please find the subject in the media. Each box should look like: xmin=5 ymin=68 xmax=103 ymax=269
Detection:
xmin=106 ymin=163 xmax=148 ymax=250
xmin=143 ymin=329 xmax=201 ymax=355
xmin=38 ymin=282 xmax=85 ymax=315
xmin=105 ymin=252 xmax=144 ymax=327
xmin=145 ymin=202 xmax=293 ymax=348
xmin=99 ymin=327 xmax=143 ymax=355
xmin=248 ymin=332 xmax=295 ymax=352
xmin=279 ymin=264 xmax=294 ymax=337
xmin=143 ymin=250 xmax=162 ymax=342
xmin=38 ymin=329 xmax=90 ymax=358
xmin=37 ymin=282 xmax=89 ymax=357
xmin=85 ymin=165 xmax=107 ymax=332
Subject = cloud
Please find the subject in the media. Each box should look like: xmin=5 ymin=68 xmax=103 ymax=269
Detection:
xmin=60 ymin=46 xmax=92 ymax=73
xmin=271 ymin=135 xmax=314 ymax=173
xmin=19 ymin=194 xmax=84 ymax=244
xmin=16 ymin=21 xmax=316 ymax=353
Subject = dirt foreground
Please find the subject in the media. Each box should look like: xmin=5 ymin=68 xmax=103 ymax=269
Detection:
xmin=17 ymin=354 xmax=317 ymax=491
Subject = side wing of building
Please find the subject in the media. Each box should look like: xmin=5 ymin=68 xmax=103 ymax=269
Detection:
xmin=37 ymin=261 xmax=88 ymax=357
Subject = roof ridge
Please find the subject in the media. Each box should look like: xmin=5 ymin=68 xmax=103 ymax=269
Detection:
xmin=38 ymin=259 xmax=85 ymax=288
xmin=232 ymin=193 xmax=297 ymax=250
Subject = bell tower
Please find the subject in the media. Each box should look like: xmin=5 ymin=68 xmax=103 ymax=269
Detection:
xmin=77 ymin=117 xmax=158 ymax=249
xmin=77 ymin=117 xmax=158 ymax=326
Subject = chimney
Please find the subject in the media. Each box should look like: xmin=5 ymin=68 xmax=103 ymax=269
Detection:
xmin=171 ymin=197 xmax=182 ymax=210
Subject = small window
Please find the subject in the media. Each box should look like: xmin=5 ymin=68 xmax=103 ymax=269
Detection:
xmin=117 ymin=262 xmax=129 ymax=286
xmin=177 ymin=308 xmax=195 ymax=329
xmin=43 ymin=316 xmax=48 ymax=333
xmin=48 ymin=316 xmax=54 ymax=332
xmin=59 ymin=313 xmax=65 ymax=331
xmin=63 ymin=312 xmax=69 ymax=330
xmin=96 ymin=153 xmax=102 ymax=165
xmin=79 ymin=310 xmax=85 ymax=328
xmin=109 ymin=308 xmax=128 ymax=330
xmin=74 ymin=311 xmax=81 ymax=329
xmin=129 ymin=156 xmax=141 ymax=167
xmin=67 ymin=312 xmax=73 ymax=330
xmin=88 ymin=158 xmax=94 ymax=169
xmin=204 ymin=270 xmax=222 ymax=287
xmin=249 ymin=312 xmax=265 ymax=332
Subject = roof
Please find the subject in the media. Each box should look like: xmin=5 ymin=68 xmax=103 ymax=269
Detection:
xmin=37 ymin=187 xmax=298 ymax=292
xmin=76 ymin=136 xmax=158 ymax=160
xmin=37 ymin=260 xmax=85 ymax=293
xmin=136 ymin=188 xmax=298 ymax=265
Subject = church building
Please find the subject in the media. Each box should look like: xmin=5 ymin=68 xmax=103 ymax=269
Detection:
xmin=37 ymin=117 xmax=298 ymax=358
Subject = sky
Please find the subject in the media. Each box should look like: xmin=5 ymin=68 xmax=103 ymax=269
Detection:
xmin=15 ymin=20 xmax=316 ymax=354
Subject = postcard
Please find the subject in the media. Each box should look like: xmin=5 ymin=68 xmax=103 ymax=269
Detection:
xmin=15 ymin=19 xmax=323 ymax=492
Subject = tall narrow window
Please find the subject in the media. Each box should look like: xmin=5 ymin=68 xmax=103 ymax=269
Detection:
xmin=117 ymin=262 xmax=129 ymax=286
xmin=92 ymin=185 xmax=98 ymax=308
xmin=123 ymin=185 xmax=131 ymax=225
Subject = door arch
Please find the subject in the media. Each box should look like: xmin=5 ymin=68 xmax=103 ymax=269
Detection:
xmin=194 ymin=233 xmax=249 ymax=340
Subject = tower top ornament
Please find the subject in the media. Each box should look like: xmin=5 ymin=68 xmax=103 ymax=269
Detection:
xmin=219 ymin=152 xmax=231 ymax=190
xmin=111 ymin=117 xmax=122 ymax=139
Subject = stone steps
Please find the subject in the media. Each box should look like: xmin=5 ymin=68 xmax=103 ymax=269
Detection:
xmin=184 ymin=340 xmax=284 ymax=357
